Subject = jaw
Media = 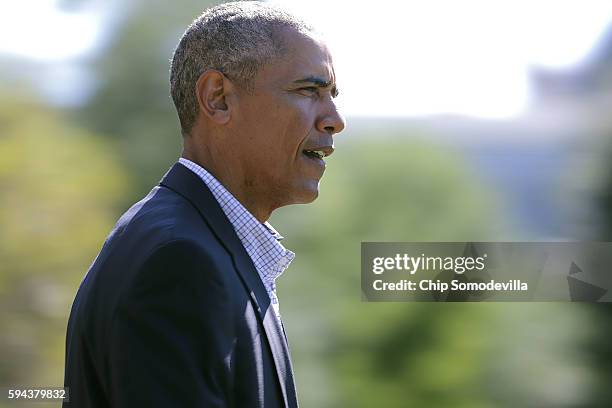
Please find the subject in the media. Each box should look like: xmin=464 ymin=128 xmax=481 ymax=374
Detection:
xmin=269 ymin=178 xmax=321 ymax=211
xmin=297 ymin=186 xmax=320 ymax=204
xmin=290 ymin=178 xmax=321 ymax=204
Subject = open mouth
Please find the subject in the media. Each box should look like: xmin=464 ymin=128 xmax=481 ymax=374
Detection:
xmin=302 ymin=150 xmax=326 ymax=160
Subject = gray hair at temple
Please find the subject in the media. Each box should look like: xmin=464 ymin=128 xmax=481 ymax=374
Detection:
xmin=170 ymin=1 xmax=314 ymax=136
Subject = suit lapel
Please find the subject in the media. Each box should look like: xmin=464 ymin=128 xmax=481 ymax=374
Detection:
xmin=159 ymin=163 xmax=298 ymax=407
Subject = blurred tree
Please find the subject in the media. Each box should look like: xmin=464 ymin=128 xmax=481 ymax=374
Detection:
xmin=72 ymin=0 xmax=217 ymax=204
xmin=576 ymin=26 xmax=612 ymax=407
xmin=586 ymin=304 xmax=612 ymax=407
xmin=273 ymin=136 xmax=593 ymax=408
xmin=531 ymin=22 xmax=612 ymax=406
xmin=0 ymin=0 xmax=604 ymax=406
xmin=0 ymin=94 xmax=129 ymax=398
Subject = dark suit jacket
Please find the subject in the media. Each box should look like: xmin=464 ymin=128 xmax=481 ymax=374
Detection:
xmin=63 ymin=163 xmax=299 ymax=407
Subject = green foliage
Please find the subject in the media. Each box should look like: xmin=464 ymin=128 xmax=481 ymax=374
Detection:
xmin=1 ymin=1 xmax=609 ymax=406
xmin=0 ymin=95 xmax=130 ymax=393
xmin=72 ymin=0 xmax=219 ymax=202
xmin=272 ymin=138 xmax=592 ymax=407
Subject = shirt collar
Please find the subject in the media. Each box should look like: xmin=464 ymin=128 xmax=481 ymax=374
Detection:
xmin=177 ymin=158 xmax=294 ymax=289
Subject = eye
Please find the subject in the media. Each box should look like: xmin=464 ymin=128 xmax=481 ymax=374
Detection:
xmin=298 ymin=86 xmax=319 ymax=96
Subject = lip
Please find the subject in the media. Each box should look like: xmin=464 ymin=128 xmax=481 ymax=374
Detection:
xmin=300 ymin=151 xmax=327 ymax=167
xmin=300 ymin=148 xmax=328 ymax=174
xmin=301 ymin=144 xmax=335 ymax=158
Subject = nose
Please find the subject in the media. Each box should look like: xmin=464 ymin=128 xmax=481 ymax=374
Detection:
xmin=316 ymin=99 xmax=346 ymax=135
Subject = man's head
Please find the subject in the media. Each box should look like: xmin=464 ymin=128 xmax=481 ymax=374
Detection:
xmin=170 ymin=1 xmax=345 ymax=221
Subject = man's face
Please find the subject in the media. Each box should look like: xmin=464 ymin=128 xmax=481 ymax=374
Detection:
xmin=229 ymin=28 xmax=345 ymax=209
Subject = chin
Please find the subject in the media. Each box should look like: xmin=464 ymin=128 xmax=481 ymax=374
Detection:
xmin=285 ymin=190 xmax=317 ymax=206
xmin=290 ymin=183 xmax=320 ymax=205
xmin=275 ymin=180 xmax=321 ymax=208
xmin=302 ymin=189 xmax=319 ymax=203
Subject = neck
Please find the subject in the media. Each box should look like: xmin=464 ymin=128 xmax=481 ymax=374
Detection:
xmin=181 ymin=145 xmax=273 ymax=223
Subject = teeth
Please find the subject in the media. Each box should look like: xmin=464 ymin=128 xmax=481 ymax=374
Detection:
xmin=305 ymin=150 xmax=325 ymax=159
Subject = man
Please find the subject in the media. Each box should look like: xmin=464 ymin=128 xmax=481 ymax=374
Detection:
xmin=63 ymin=1 xmax=344 ymax=407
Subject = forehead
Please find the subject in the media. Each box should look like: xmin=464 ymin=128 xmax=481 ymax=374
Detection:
xmin=255 ymin=29 xmax=336 ymax=86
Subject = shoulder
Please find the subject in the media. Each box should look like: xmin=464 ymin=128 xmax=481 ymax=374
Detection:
xmin=129 ymin=239 xmax=230 ymax=298
xmin=140 ymin=238 xmax=221 ymax=276
xmin=104 ymin=184 xmax=224 ymax=254
xmin=89 ymin=185 xmax=233 ymax=302
xmin=114 ymin=186 xmax=202 ymax=239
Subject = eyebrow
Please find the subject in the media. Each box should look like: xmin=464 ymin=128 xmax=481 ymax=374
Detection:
xmin=292 ymin=76 xmax=339 ymax=97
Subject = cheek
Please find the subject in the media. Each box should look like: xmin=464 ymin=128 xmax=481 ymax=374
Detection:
xmin=246 ymin=96 xmax=316 ymax=169
xmin=276 ymin=101 xmax=315 ymax=148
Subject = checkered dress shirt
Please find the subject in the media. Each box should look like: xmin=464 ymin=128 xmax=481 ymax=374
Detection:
xmin=178 ymin=158 xmax=295 ymax=320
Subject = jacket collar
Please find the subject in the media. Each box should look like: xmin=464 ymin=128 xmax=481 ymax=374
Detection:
xmin=159 ymin=163 xmax=298 ymax=407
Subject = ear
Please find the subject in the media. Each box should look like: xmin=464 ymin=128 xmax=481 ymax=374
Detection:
xmin=195 ymin=69 xmax=232 ymax=125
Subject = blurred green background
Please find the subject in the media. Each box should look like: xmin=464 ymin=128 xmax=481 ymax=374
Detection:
xmin=2 ymin=1 xmax=612 ymax=407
